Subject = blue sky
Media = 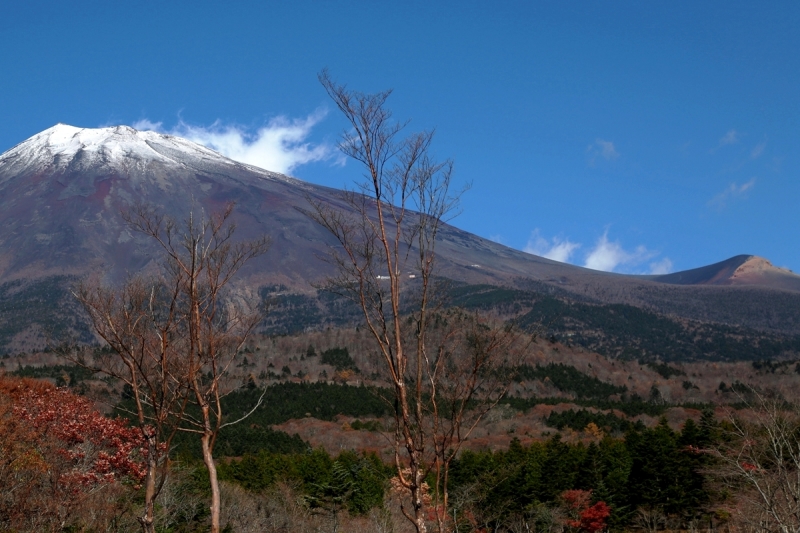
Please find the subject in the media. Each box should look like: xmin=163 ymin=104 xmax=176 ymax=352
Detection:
xmin=2 ymin=1 xmax=798 ymax=274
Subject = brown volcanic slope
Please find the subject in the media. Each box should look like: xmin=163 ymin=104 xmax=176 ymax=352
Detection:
xmin=0 ymin=124 xmax=570 ymax=289
xmin=1 ymin=124 xmax=799 ymax=344
xmin=648 ymin=255 xmax=800 ymax=292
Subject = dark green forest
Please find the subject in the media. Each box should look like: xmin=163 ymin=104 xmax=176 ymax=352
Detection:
xmin=447 ymin=283 xmax=800 ymax=361
xmin=0 ymin=276 xmax=94 ymax=351
xmin=513 ymin=363 xmax=627 ymax=399
xmin=215 ymin=411 xmax=720 ymax=531
xmin=447 ymin=416 xmax=713 ymax=529
xmin=4 ymin=278 xmax=799 ymax=364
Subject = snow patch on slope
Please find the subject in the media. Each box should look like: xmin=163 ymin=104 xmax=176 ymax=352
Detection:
xmin=0 ymin=123 xmax=241 ymax=173
xmin=0 ymin=124 xmax=312 ymax=193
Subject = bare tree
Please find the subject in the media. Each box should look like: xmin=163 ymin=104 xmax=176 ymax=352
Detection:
xmin=634 ymin=506 xmax=667 ymax=533
xmin=708 ymin=390 xmax=800 ymax=533
xmin=74 ymin=203 xmax=270 ymax=533
xmin=421 ymin=309 xmax=530 ymax=532
xmin=306 ymin=70 xmax=529 ymax=533
xmin=72 ymin=276 xmax=189 ymax=533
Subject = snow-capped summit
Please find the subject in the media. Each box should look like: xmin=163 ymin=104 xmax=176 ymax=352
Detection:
xmin=0 ymin=123 xmax=312 ymax=283
xmin=0 ymin=123 xmax=250 ymax=180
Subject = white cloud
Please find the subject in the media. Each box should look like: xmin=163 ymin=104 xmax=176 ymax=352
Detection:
xmin=587 ymin=138 xmax=619 ymax=166
xmin=132 ymin=110 xmax=336 ymax=174
xmin=709 ymin=178 xmax=756 ymax=210
xmin=522 ymin=229 xmax=671 ymax=274
xmin=718 ymin=129 xmax=739 ymax=147
xmin=583 ymin=230 xmax=658 ymax=273
xmin=648 ymin=257 xmax=673 ymax=275
xmin=131 ymin=118 xmax=163 ymax=131
xmin=524 ymin=229 xmax=580 ymax=263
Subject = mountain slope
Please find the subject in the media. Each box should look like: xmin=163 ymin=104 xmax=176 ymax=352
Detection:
xmin=1 ymin=124 xmax=799 ymax=352
xmin=647 ymin=254 xmax=800 ymax=292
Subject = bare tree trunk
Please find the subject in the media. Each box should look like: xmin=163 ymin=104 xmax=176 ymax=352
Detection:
xmin=397 ymin=380 xmax=428 ymax=533
xmin=201 ymin=430 xmax=221 ymax=533
xmin=309 ymin=71 xmax=530 ymax=533
xmin=138 ymin=434 xmax=159 ymax=533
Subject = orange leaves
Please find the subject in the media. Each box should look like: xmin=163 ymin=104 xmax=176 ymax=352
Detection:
xmin=333 ymin=369 xmax=357 ymax=383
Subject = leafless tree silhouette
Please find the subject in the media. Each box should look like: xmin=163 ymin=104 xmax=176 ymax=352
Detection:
xmin=74 ymin=203 xmax=270 ymax=533
xmin=305 ymin=70 xmax=530 ymax=533
xmin=709 ymin=388 xmax=800 ymax=533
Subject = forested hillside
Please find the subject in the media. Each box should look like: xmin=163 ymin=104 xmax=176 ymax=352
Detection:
xmin=448 ymin=283 xmax=800 ymax=361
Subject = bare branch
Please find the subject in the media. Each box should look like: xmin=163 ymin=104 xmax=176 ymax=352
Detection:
xmin=73 ymin=203 xmax=269 ymax=533
xmin=307 ymin=71 xmax=526 ymax=533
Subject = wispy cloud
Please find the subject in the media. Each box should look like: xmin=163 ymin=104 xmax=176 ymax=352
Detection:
xmin=718 ymin=129 xmax=739 ymax=147
xmin=583 ymin=230 xmax=659 ymax=273
xmin=524 ymin=229 xmax=580 ymax=263
xmin=708 ymin=178 xmax=756 ymax=210
xmin=131 ymin=110 xmax=337 ymax=174
xmin=131 ymin=119 xmax=163 ymax=131
xmin=524 ymin=229 xmax=670 ymax=274
xmin=587 ymin=139 xmax=619 ymax=166
xmin=751 ymin=138 xmax=767 ymax=159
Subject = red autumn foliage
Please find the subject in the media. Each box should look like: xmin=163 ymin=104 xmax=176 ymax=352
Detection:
xmin=14 ymin=385 xmax=147 ymax=487
xmin=0 ymin=374 xmax=146 ymax=531
xmin=562 ymin=489 xmax=611 ymax=533
xmin=740 ymin=461 xmax=759 ymax=472
xmin=578 ymin=501 xmax=611 ymax=533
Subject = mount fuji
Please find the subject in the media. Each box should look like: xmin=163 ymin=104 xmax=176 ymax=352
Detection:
xmin=1 ymin=124 xmax=799 ymax=351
